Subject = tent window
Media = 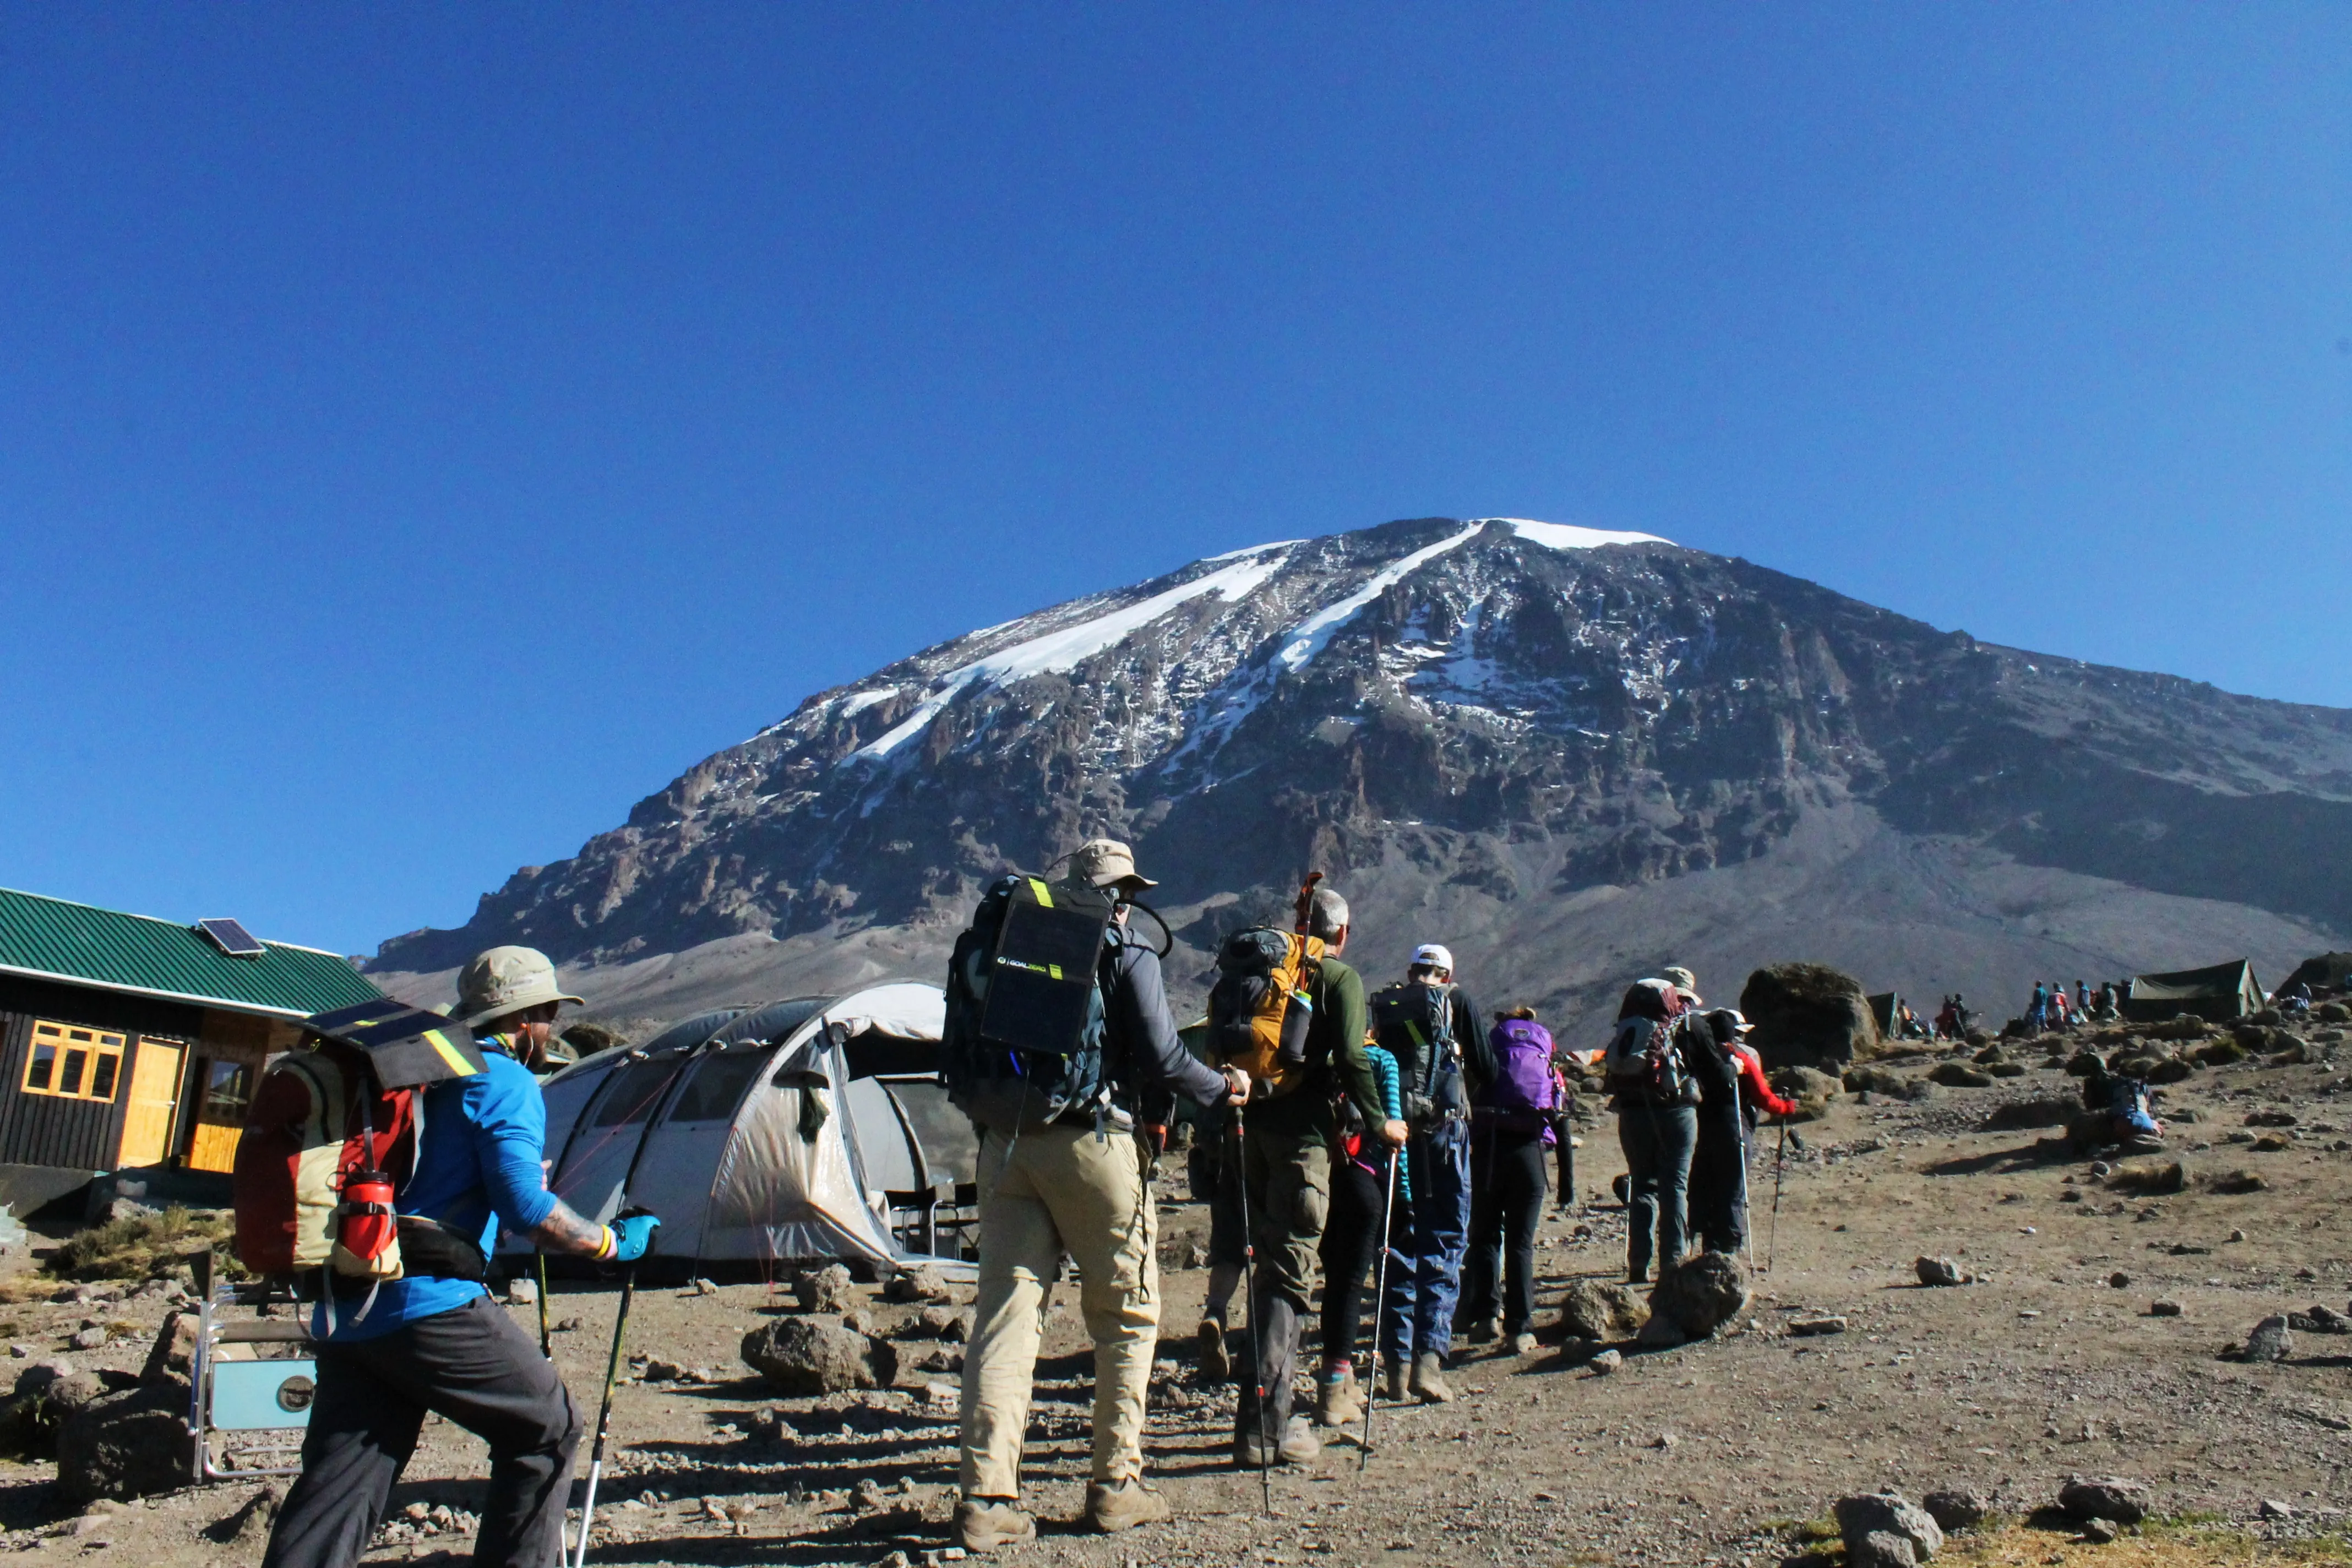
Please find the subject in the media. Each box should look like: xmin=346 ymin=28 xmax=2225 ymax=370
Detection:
xmin=590 ymin=1059 xmax=682 ymax=1128
xmin=666 ymin=1048 xmax=771 ymax=1123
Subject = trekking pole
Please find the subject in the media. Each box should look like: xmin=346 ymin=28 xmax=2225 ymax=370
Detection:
xmin=536 ymin=1252 xmax=552 ymax=1358
xmin=1360 ymin=1145 xmax=1398 ymax=1472
xmin=1766 ymin=1118 xmax=1787 ymax=1273
xmin=572 ymin=1208 xmax=650 ymax=1568
xmin=1231 ymin=1109 xmax=1272 ymax=1516
xmin=1734 ymin=1115 xmax=1756 ymax=1274
xmin=571 ymin=1035 xmax=718 ymax=1568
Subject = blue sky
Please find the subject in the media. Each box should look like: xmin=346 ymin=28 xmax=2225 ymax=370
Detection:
xmin=3 ymin=6 xmax=2347 ymax=956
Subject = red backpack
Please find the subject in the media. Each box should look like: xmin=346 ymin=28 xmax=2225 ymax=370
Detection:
xmin=233 ymin=1001 xmax=486 ymax=1283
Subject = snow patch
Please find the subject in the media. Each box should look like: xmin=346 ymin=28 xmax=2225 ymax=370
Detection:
xmin=1204 ymin=538 xmax=1305 ymax=562
xmin=851 ymin=547 xmax=1294 ymax=763
xmin=1490 ymin=518 xmax=1672 ymax=551
xmin=1272 ymin=522 xmax=1485 ymax=673
xmin=836 ymin=689 xmax=897 ymax=718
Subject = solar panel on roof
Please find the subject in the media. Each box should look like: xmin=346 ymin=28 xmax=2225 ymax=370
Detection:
xmin=197 ymin=918 xmax=266 ymax=958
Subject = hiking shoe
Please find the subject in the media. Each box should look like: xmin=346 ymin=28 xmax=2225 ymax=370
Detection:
xmin=1380 ymin=1359 xmax=1408 ymax=1402
xmin=1408 ymin=1352 xmax=1453 ymax=1404
xmin=1465 ymin=1315 xmax=1501 ymax=1344
xmin=1277 ymin=1414 xmax=1322 ymax=1465
xmin=1196 ymin=1319 xmax=1230 ymax=1382
xmin=1313 ymin=1362 xmax=1362 ymax=1427
xmin=1085 ymin=1479 xmax=1170 ymax=1534
xmin=955 ymin=1498 xmax=1036 ymax=1552
xmin=1510 ymin=1331 xmax=1539 ymax=1356
xmin=1234 ymin=1421 xmax=1273 ymax=1468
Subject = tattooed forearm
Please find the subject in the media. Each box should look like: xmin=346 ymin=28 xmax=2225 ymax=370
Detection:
xmin=531 ymin=1201 xmax=608 ymax=1257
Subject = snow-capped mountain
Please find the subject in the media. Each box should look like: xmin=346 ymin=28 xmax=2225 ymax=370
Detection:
xmin=372 ymin=517 xmax=2352 ymax=1035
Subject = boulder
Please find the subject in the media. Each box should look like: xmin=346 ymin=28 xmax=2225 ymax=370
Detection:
xmin=57 ymin=1383 xmax=190 ymax=1503
xmin=1652 ymin=1252 xmax=1749 ymax=1339
xmin=1742 ymin=963 xmax=1879 ymax=1070
xmin=1850 ymin=1532 xmax=1919 ymax=1568
xmin=793 ymin=1264 xmax=857 ymax=1314
xmin=141 ymin=1311 xmax=198 ymax=1388
xmin=2243 ymin=1316 xmax=2292 ymax=1363
xmin=1558 ymin=1280 xmax=1646 ymax=1342
xmin=1928 ymin=1063 xmax=1992 ymax=1088
xmin=1835 ymin=1493 xmax=1943 ymax=1562
xmin=741 ymin=1319 xmax=898 ymax=1396
xmin=1921 ymin=1490 xmax=1987 ymax=1531
xmin=1843 ymin=1066 xmax=1934 ymax=1102
xmin=882 ymin=1266 xmax=950 ymax=1305
xmin=1770 ymin=1065 xmax=1842 ymax=1119
xmin=2057 ymin=1476 xmax=2151 ymax=1525
xmin=1916 ymin=1256 xmax=1972 ymax=1288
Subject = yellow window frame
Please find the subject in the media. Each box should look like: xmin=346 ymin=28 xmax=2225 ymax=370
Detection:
xmin=23 ymin=1021 xmax=128 ymax=1103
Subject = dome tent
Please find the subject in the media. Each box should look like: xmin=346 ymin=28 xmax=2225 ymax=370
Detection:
xmin=515 ymin=981 xmax=973 ymax=1278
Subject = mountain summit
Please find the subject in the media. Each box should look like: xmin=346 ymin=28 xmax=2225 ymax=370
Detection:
xmin=373 ymin=517 xmax=2352 ymax=1033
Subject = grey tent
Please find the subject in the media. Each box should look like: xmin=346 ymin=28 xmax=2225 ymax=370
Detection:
xmin=515 ymin=981 xmax=974 ymax=1276
xmin=2124 ymin=960 xmax=2265 ymax=1025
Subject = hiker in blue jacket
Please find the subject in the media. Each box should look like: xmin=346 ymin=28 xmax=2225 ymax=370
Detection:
xmin=264 ymin=947 xmax=660 ymax=1568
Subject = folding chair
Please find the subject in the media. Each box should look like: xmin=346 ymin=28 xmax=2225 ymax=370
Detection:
xmin=187 ymin=1250 xmax=319 ymax=1482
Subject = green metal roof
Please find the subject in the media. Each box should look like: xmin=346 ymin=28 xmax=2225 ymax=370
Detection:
xmin=0 ymin=887 xmax=382 ymax=1019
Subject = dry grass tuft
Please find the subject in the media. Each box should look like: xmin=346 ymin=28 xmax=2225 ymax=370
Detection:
xmin=1937 ymin=1521 xmax=2352 ymax=1566
xmin=43 ymin=1204 xmax=238 ymax=1282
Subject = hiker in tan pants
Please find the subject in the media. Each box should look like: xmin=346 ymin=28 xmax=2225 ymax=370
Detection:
xmin=953 ymin=840 xmax=1249 ymax=1551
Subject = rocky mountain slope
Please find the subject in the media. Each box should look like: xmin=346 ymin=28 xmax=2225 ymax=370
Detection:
xmin=371 ymin=518 xmax=2352 ymax=1035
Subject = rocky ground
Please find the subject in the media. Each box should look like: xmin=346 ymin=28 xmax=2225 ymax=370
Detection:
xmin=8 ymin=1010 xmax=2352 ymax=1566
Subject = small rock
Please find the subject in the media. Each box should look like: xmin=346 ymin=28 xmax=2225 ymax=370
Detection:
xmin=1916 ymin=1256 xmax=1972 ymax=1287
xmin=851 ymin=1477 xmax=886 ymax=1512
xmin=1588 ymin=1349 xmax=1623 ymax=1376
xmin=68 ymin=1328 xmax=107 ymax=1352
xmin=1789 ymin=1315 xmax=1848 ymax=1336
xmin=883 ymin=1265 xmax=950 ymax=1305
xmin=2149 ymin=1300 xmax=2184 ymax=1317
xmin=1651 ymin=1432 xmax=1676 ymax=1450
xmin=1921 ymin=1489 xmax=1987 ymax=1531
xmin=552 ymin=1317 xmax=583 ymax=1333
xmin=505 ymin=1278 xmax=537 ymax=1306
xmin=2230 ymin=1228 xmax=2248 ymax=1242
xmin=2259 ymin=1499 xmax=2294 ymax=1521
xmin=793 ymin=1264 xmax=857 ymax=1314
xmin=2108 ymin=1272 xmax=2131 ymax=1289
xmin=2082 ymin=1517 xmax=2118 ymax=1544
xmin=700 ymin=1498 xmax=730 ymax=1522
xmin=1558 ymin=1279 xmax=1646 ymax=1341
xmin=2244 ymin=1316 xmax=2293 ymax=1363
xmin=741 ymin=1318 xmax=899 ymax=1395
xmin=1652 ymin=1251 xmax=1749 ymax=1338
xmin=641 ymin=1359 xmax=685 ymax=1383
xmin=2057 ymin=1476 xmax=2152 ymax=1525
xmin=690 ymin=1278 xmax=718 ymax=1297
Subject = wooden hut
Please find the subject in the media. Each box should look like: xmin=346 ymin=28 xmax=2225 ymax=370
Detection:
xmin=0 ymin=887 xmax=382 ymax=1212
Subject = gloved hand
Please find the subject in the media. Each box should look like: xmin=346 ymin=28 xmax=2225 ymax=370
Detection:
xmin=607 ymin=1212 xmax=661 ymax=1263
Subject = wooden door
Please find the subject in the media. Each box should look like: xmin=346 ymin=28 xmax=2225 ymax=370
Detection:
xmin=116 ymin=1038 xmax=185 ymax=1169
xmin=183 ymin=1055 xmax=255 ymax=1173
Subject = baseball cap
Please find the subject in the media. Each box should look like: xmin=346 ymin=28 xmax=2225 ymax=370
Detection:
xmin=1412 ymin=943 xmax=1455 ymax=972
xmin=456 ymin=945 xmax=584 ymax=1029
xmin=1064 ymin=838 xmax=1157 ymax=894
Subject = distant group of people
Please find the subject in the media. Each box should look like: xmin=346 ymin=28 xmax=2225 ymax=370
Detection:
xmin=2025 ymin=978 xmax=2127 ymax=1033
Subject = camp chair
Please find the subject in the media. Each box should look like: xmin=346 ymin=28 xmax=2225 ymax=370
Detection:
xmin=187 ymin=1250 xmax=318 ymax=1482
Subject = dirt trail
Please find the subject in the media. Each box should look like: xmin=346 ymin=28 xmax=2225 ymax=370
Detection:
xmin=9 ymin=1036 xmax=2352 ymax=1566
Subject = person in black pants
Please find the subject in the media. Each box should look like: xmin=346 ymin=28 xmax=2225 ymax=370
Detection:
xmin=1458 ymin=1008 xmax=1558 ymax=1355
xmin=1605 ymin=980 xmax=1700 ymax=1284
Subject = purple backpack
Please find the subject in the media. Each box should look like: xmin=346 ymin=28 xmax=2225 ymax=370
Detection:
xmin=1480 ymin=1019 xmax=1557 ymax=1130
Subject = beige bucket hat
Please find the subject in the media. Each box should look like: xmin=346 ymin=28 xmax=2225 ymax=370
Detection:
xmin=456 ymin=945 xmax=584 ymax=1029
xmin=1064 ymin=838 xmax=1157 ymax=894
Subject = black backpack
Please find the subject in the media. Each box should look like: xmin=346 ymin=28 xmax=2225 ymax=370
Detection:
xmin=941 ymin=875 xmax=1119 ymax=1124
xmin=1370 ymin=979 xmax=1462 ymax=1126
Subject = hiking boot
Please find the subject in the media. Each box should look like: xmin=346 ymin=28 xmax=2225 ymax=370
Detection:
xmin=1465 ymin=1315 xmax=1501 ymax=1344
xmin=1085 ymin=1480 xmax=1171 ymax=1534
xmin=1380 ymin=1358 xmax=1408 ymax=1402
xmin=955 ymin=1498 xmax=1037 ymax=1553
xmin=1277 ymin=1414 xmax=1322 ymax=1465
xmin=1234 ymin=1420 xmax=1273 ymax=1468
xmin=1196 ymin=1319 xmax=1230 ymax=1382
xmin=1409 ymin=1352 xmax=1453 ymax=1404
xmin=1510 ymin=1331 xmax=1539 ymax=1356
xmin=1313 ymin=1361 xmax=1362 ymax=1427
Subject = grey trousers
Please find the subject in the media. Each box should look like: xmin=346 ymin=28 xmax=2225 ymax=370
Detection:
xmin=261 ymin=1294 xmax=582 ymax=1568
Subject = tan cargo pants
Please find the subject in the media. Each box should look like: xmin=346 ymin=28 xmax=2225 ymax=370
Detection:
xmin=958 ymin=1121 xmax=1159 ymax=1499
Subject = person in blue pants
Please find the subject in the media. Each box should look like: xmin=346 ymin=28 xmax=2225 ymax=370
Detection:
xmin=1370 ymin=944 xmax=1490 ymax=1405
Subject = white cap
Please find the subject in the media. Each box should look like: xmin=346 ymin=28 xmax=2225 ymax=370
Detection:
xmin=1411 ymin=943 xmax=1454 ymax=973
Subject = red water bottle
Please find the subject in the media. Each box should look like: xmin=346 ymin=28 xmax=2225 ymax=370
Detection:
xmin=338 ymin=1169 xmax=397 ymax=1267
